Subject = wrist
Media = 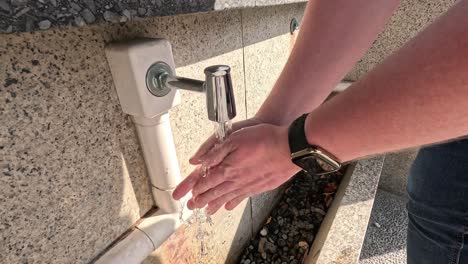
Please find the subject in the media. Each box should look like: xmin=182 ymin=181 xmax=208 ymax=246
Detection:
xmin=304 ymin=111 xmax=352 ymax=162
xmin=276 ymin=125 xmax=302 ymax=173
xmin=254 ymin=110 xmax=296 ymax=126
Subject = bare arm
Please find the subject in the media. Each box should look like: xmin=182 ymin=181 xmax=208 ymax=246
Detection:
xmin=256 ymin=0 xmax=400 ymax=125
xmin=305 ymin=0 xmax=468 ymax=162
xmin=189 ymin=0 xmax=399 ymax=162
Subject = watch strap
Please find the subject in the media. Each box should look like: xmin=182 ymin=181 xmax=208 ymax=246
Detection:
xmin=288 ymin=114 xmax=312 ymax=154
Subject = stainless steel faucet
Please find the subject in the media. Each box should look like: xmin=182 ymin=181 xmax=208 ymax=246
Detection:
xmin=146 ymin=62 xmax=236 ymax=123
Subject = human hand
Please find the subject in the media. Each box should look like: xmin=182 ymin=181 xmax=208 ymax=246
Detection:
xmin=172 ymin=123 xmax=301 ymax=215
xmin=187 ymin=117 xmax=264 ymax=165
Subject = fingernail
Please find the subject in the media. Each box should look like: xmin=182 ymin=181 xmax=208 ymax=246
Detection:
xmin=187 ymin=199 xmax=194 ymax=210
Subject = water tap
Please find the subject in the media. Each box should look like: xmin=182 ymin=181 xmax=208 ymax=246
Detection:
xmin=146 ymin=62 xmax=237 ymax=124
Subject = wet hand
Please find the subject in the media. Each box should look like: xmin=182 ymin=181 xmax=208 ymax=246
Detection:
xmin=172 ymin=123 xmax=301 ymax=215
xmin=187 ymin=117 xmax=264 ymax=165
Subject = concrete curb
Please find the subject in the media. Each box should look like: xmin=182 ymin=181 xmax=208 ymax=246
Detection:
xmin=307 ymin=156 xmax=385 ymax=264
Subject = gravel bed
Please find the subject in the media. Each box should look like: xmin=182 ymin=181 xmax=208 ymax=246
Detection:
xmin=238 ymin=169 xmax=344 ymax=264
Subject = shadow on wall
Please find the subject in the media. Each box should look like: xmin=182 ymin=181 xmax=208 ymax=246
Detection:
xmin=0 ymin=3 xmax=303 ymax=264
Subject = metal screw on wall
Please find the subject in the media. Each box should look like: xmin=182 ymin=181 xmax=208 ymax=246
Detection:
xmin=290 ymin=17 xmax=299 ymax=34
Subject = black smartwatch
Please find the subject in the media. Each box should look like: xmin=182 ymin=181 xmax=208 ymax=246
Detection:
xmin=288 ymin=114 xmax=341 ymax=175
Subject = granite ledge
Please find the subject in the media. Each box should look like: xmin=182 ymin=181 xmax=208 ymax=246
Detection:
xmin=0 ymin=0 xmax=307 ymax=34
xmin=307 ymin=156 xmax=385 ymax=264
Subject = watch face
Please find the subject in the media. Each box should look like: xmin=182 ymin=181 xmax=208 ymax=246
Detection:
xmin=293 ymin=154 xmax=340 ymax=175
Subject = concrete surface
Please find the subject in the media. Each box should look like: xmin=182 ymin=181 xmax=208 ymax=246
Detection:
xmin=346 ymin=0 xmax=456 ymax=81
xmin=1 ymin=8 xmax=248 ymax=264
xmin=359 ymin=190 xmax=408 ymax=264
xmin=307 ymin=156 xmax=385 ymax=264
xmin=0 ymin=3 xmax=307 ymax=263
xmin=145 ymin=200 xmax=252 ymax=264
xmin=378 ymin=150 xmax=418 ymax=196
xmin=241 ymin=2 xmax=306 ymax=232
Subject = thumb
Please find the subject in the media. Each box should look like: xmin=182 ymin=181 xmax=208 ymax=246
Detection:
xmin=189 ymin=134 xmax=217 ymax=165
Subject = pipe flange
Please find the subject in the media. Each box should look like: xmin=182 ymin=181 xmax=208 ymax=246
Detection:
xmin=146 ymin=62 xmax=174 ymax=97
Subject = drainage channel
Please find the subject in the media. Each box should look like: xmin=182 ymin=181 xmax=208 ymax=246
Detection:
xmin=238 ymin=168 xmax=346 ymax=264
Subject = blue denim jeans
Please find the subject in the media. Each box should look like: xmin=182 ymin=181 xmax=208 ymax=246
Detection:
xmin=408 ymin=139 xmax=468 ymax=264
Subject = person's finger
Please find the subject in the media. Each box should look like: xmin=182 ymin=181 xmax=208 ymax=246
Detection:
xmin=205 ymin=200 xmax=224 ymax=215
xmin=201 ymin=138 xmax=236 ymax=168
xmin=205 ymin=189 xmax=244 ymax=215
xmin=192 ymin=165 xmax=236 ymax=196
xmin=225 ymin=194 xmax=250 ymax=210
xmin=172 ymin=166 xmax=205 ymax=200
xmin=189 ymin=134 xmax=217 ymax=165
xmin=192 ymin=181 xmax=237 ymax=208
xmin=224 ymin=182 xmax=270 ymax=211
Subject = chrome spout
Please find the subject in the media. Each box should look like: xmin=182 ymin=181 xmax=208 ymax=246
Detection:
xmin=204 ymin=65 xmax=236 ymax=123
xmin=147 ymin=62 xmax=237 ymax=123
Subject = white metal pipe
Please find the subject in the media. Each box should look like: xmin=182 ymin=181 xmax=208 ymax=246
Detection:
xmin=132 ymin=113 xmax=181 ymax=213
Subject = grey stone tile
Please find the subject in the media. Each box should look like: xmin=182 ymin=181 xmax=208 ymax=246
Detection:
xmin=241 ymin=1 xmax=306 ymax=234
xmin=145 ymin=199 xmax=252 ymax=264
xmin=379 ymin=150 xmax=418 ymax=196
xmin=0 ymin=25 xmax=153 ymax=264
xmin=307 ymin=156 xmax=385 ymax=264
xmin=0 ymin=9 xmax=246 ymax=263
xmin=241 ymin=3 xmax=306 ymax=117
xmin=346 ymin=0 xmax=456 ymax=81
xmin=359 ymin=190 xmax=408 ymax=264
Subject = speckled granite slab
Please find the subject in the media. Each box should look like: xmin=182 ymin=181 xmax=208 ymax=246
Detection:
xmin=0 ymin=0 xmax=307 ymax=34
xmin=307 ymin=156 xmax=385 ymax=264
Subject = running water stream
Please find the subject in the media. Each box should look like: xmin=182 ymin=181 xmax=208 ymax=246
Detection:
xmin=179 ymin=120 xmax=233 ymax=263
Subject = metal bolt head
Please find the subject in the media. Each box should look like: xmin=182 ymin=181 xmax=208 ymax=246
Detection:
xmin=290 ymin=18 xmax=299 ymax=34
xmin=146 ymin=62 xmax=173 ymax=97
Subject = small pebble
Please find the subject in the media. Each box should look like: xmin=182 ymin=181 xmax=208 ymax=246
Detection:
xmin=81 ymin=9 xmax=95 ymax=23
xmin=122 ymin=9 xmax=131 ymax=19
xmin=298 ymin=241 xmax=309 ymax=248
xmin=74 ymin=16 xmax=86 ymax=26
xmin=374 ymin=222 xmax=381 ymax=228
xmin=0 ymin=0 xmax=10 ymax=12
xmin=311 ymin=207 xmax=326 ymax=215
xmin=69 ymin=2 xmax=82 ymax=11
xmin=260 ymin=228 xmax=268 ymax=236
xmin=103 ymin=11 xmax=120 ymax=22
xmin=38 ymin=20 xmax=51 ymax=30
xmin=137 ymin=7 xmax=146 ymax=15
xmin=83 ymin=0 xmax=96 ymax=12
xmin=14 ymin=7 xmax=30 ymax=18
xmin=278 ymin=239 xmax=286 ymax=247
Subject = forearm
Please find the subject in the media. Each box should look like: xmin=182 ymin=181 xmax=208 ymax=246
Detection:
xmin=256 ymin=0 xmax=400 ymax=125
xmin=305 ymin=0 xmax=468 ymax=162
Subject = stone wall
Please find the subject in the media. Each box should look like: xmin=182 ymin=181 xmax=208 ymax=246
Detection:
xmin=1 ymin=0 xmax=459 ymax=262
xmin=0 ymin=3 xmax=306 ymax=263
